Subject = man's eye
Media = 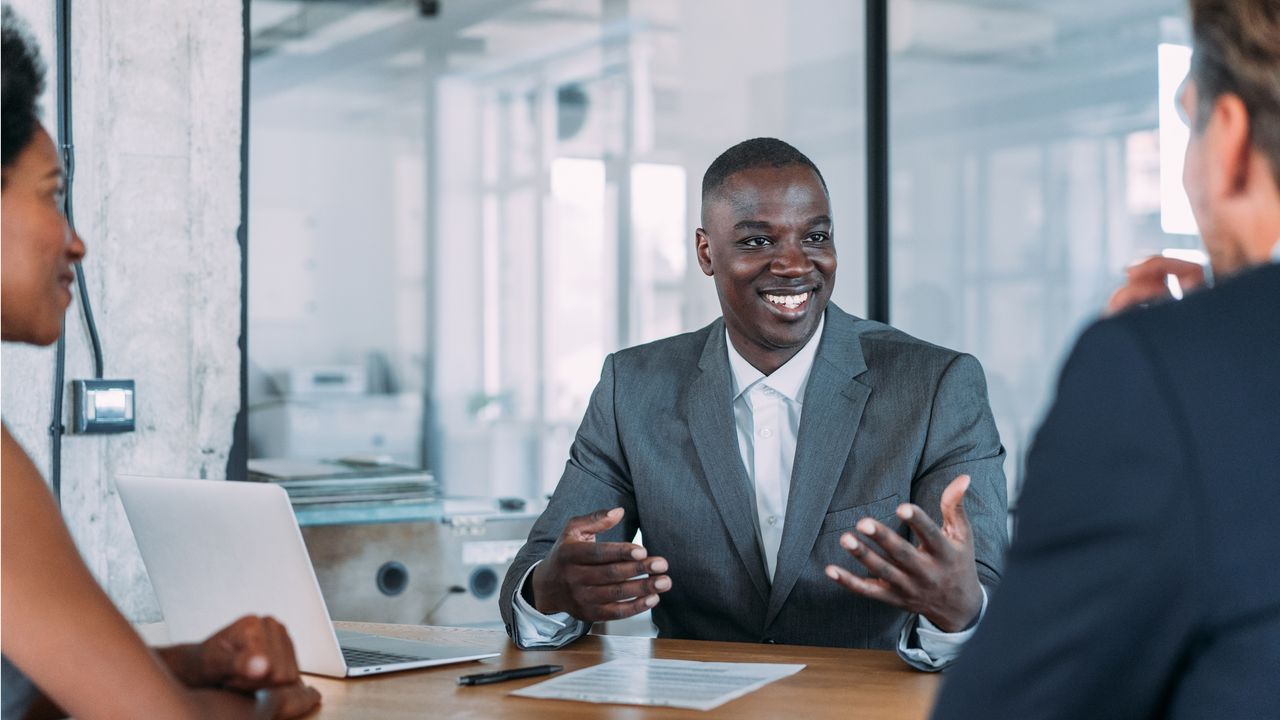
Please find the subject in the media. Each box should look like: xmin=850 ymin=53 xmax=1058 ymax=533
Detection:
xmin=742 ymin=237 xmax=770 ymax=247
xmin=806 ymin=233 xmax=829 ymax=243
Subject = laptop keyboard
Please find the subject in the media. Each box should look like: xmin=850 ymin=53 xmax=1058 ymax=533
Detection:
xmin=341 ymin=647 xmax=427 ymax=668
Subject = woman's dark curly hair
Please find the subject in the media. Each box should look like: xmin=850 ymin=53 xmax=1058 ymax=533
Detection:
xmin=2 ymin=5 xmax=47 ymax=169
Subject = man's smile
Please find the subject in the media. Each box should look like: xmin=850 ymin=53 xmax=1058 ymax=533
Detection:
xmin=761 ymin=286 xmax=816 ymax=316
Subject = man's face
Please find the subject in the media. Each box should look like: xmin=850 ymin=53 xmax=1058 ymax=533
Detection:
xmin=696 ymin=164 xmax=836 ymax=373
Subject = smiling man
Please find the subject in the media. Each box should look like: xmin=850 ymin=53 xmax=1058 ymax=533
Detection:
xmin=498 ymin=138 xmax=1008 ymax=669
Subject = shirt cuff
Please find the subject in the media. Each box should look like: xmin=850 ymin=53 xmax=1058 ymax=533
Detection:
xmin=897 ymin=585 xmax=989 ymax=670
xmin=511 ymin=561 xmax=591 ymax=649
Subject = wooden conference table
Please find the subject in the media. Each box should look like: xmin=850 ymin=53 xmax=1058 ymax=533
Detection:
xmin=306 ymin=622 xmax=940 ymax=719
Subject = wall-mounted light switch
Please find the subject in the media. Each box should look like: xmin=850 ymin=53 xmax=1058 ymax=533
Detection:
xmin=72 ymin=380 xmax=136 ymax=434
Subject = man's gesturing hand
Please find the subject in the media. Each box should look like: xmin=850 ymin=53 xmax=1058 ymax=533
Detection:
xmin=825 ymin=475 xmax=984 ymax=633
xmin=528 ymin=507 xmax=672 ymax=622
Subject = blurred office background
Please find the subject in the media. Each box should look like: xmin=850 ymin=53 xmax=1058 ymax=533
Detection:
xmin=246 ymin=0 xmax=1197 ymax=509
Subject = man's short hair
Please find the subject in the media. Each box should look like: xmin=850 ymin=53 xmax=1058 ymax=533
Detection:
xmin=701 ymin=138 xmax=828 ymax=210
xmin=1189 ymin=0 xmax=1280 ymax=189
xmin=2 ymin=5 xmax=47 ymax=170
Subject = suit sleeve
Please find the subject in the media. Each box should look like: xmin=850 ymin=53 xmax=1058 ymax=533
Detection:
xmin=498 ymin=353 xmax=640 ymax=647
xmin=897 ymin=352 xmax=1008 ymax=670
xmin=931 ymin=320 xmax=1201 ymax=719
xmin=913 ymin=353 xmax=1009 ymax=590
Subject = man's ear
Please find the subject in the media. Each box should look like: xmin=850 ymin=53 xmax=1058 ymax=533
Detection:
xmin=695 ymin=228 xmax=714 ymax=277
xmin=1204 ymin=92 xmax=1253 ymax=198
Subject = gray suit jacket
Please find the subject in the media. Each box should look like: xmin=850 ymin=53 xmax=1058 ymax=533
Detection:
xmin=500 ymin=304 xmax=1007 ymax=659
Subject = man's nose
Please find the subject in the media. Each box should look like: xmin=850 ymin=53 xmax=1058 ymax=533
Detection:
xmin=771 ymin=238 xmax=814 ymax=277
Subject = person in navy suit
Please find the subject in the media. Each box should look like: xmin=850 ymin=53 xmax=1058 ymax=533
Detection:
xmin=931 ymin=0 xmax=1280 ymax=717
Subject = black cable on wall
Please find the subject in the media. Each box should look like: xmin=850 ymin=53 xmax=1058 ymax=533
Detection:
xmin=51 ymin=340 xmax=66 ymax=502
xmin=51 ymin=0 xmax=107 ymax=503
xmin=227 ymin=0 xmax=251 ymax=481
xmin=50 ymin=0 xmax=73 ymax=504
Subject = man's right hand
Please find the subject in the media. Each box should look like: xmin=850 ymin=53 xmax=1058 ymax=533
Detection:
xmin=528 ymin=507 xmax=672 ymax=622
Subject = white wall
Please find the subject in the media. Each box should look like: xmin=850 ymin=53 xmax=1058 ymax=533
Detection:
xmin=1 ymin=1 xmax=245 ymax=621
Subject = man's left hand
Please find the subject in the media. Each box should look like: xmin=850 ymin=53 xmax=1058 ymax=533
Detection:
xmin=825 ymin=474 xmax=984 ymax=633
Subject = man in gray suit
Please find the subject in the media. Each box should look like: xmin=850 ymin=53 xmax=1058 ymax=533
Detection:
xmin=499 ymin=138 xmax=1007 ymax=669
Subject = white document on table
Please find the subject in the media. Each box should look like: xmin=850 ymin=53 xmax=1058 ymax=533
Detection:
xmin=510 ymin=658 xmax=805 ymax=711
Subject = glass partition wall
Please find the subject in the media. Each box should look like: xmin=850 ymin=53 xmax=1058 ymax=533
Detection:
xmin=427 ymin=0 xmax=868 ymax=498
xmin=888 ymin=0 xmax=1193 ymax=504
xmin=248 ymin=0 xmax=866 ymax=498
xmin=248 ymin=0 xmax=1195 ymax=510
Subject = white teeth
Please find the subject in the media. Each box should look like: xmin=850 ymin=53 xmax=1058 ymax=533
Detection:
xmin=765 ymin=292 xmax=809 ymax=309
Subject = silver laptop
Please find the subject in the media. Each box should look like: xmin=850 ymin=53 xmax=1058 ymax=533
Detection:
xmin=116 ymin=474 xmax=500 ymax=677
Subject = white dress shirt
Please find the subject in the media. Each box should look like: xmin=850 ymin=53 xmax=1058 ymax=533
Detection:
xmin=513 ymin=315 xmax=985 ymax=666
xmin=724 ymin=314 xmax=824 ymax=582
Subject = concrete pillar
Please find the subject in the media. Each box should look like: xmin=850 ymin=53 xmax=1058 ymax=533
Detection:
xmin=2 ymin=0 xmax=245 ymax=621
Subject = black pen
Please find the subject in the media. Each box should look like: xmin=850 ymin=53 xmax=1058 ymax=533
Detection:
xmin=457 ymin=664 xmax=564 ymax=686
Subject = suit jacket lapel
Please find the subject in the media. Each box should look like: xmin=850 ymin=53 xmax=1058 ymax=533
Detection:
xmin=766 ymin=306 xmax=871 ymax=627
xmin=682 ymin=323 xmax=771 ymax=603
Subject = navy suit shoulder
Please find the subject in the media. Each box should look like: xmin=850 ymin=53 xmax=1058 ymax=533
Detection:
xmin=933 ymin=264 xmax=1280 ymax=720
xmin=1109 ymin=264 xmax=1280 ymax=625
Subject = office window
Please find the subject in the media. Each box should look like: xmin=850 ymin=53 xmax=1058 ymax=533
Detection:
xmin=887 ymin=0 xmax=1194 ymax=504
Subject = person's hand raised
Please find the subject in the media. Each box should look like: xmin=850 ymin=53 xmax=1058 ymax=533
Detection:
xmin=825 ymin=475 xmax=984 ymax=633
xmin=1106 ymin=255 xmax=1206 ymax=315
xmin=529 ymin=508 xmax=672 ymax=622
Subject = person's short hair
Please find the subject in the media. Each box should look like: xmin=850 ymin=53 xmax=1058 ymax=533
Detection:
xmin=2 ymin=4 xmax=47 ymax=170
xmin=1188 ymin=0 xmax=1280 ymax=189
xmin=701 ymin=138 xmax=828 ymax=211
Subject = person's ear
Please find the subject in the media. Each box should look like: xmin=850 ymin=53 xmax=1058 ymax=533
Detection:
xmin=695 ymin=228 xmax=714 ymax=277
xmin=1203 ymin=92 xmax=1252 ymax=200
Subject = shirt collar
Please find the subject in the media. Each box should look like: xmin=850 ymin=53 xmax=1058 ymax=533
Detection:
xmin=726 ymin=313 xmax=825 ymax=404
xmin=1271 ymin=237 xmax=1280 ymax=263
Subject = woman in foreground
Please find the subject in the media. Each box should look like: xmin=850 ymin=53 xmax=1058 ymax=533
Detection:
xmin=1 ymin=7 xmax=320 ymax=719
